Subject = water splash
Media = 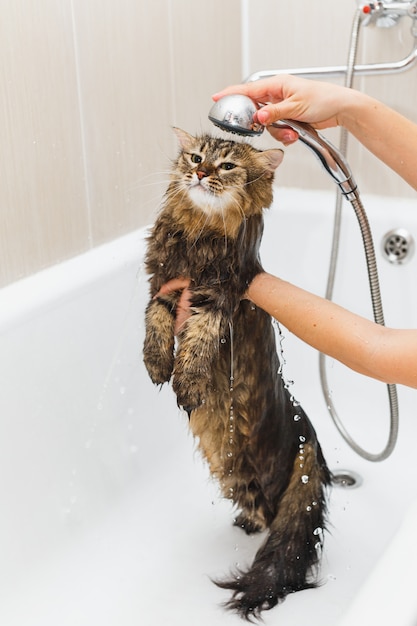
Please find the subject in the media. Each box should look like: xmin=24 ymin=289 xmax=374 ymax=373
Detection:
xmin=228 ymin=321 xmax=235 ymax=481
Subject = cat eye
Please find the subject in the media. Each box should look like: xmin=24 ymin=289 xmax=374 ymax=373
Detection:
xmin=190 ymin=154 xmax=202 ymax=164
xmin=220 ymin=162 xmax=236 ymax=170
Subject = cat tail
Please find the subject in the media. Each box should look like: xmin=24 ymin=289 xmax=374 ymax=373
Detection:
xmin=215 ymin=442 xmax=330 ymax=622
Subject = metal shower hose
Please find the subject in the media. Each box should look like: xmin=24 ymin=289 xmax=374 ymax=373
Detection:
xmin=319 ymin=8 xmax=400 ymax=462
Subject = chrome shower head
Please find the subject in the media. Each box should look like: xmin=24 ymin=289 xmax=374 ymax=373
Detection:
xmin=208 ymin=94 xmax=264 ymax=136
xmin=208 ymin=94 xmax=358 ymax=198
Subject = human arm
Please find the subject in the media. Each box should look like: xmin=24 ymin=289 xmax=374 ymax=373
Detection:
xmin=213 ymin=75 xmax=417 ymax=191
xmin=247 ymin=272 xmax=417 ymax=389
xmin=156 ymin=273 xmax=417 ymax=388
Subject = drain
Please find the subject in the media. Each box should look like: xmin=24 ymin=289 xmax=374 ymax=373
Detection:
xmin=332 ymin=469 xmax=363 ymax=489
xmin=382 ymin=228 xmax=415 ymax=264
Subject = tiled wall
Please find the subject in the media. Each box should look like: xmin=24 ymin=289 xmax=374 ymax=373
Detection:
xmin=1 ymin=0 xmax=417 ymax=288
xmin=0 ymin=0 xmax=241 ymax=287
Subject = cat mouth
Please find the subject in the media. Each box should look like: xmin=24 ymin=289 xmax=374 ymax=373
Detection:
xmin=189 ymin=180 xmax=219 ymax=197
xmin=188 ymin=182 xmax=226 ymax=212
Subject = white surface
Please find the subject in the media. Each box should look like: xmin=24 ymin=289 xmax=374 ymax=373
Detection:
xmin=0 ymin=187 xmax=416 ymax=625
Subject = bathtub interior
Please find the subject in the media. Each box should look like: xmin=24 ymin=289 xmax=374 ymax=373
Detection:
xmin=0 ymin=187 xmax=416 ymax=625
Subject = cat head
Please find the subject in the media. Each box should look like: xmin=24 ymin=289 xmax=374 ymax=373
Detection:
xmin=168 ymin=128 xmax=283 ymax=236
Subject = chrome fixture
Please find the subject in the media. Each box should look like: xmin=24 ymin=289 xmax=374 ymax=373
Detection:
xmin=332 ymin=469 xmax=363 ymax=489
xmin=359 ymin=0 xmax=417 ymax=28
xmin=382 ymin=228 xmax=415 ymax=263
xmin=245 ymin=1 xmax=417 ymax=82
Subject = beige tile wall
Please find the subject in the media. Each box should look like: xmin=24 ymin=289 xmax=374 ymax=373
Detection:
xmin=246 ymin=0 xmax=417 ymax=199
xmin=1 ymin=0 xmax=417 ymax=288
xmin=0 ymin=0 xmax=241 ymax=287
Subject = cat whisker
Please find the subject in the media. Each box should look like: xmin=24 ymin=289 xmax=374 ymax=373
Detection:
xmin=128 ymin=171 xmax=173 ymax=193
xmin=164 ymin=182 xmax=190 ymax=205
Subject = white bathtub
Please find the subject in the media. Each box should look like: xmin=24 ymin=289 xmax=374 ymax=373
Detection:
xmin=0 ymin=187 xmax=416 ymax=626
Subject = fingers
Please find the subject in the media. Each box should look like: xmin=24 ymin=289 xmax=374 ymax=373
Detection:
xmin=212 ymin=77 xmax=287 ymax=103
xmin=267 ymin=126 xmax=299 ymax=146
xmin=174 ymin=288 xmax=191 ymax=334
xmin=153 ymin=277 xmax=192 ymax=335
xmin=155 ymin=277 xmax=190 ymax=297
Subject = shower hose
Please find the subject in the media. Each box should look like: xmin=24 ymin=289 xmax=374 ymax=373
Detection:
xmin=319 ymin=8 xmax=399 ymax=462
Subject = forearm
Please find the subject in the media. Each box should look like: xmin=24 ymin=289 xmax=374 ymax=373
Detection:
xmin=247 ymin=272 xmax=417 ymax=388
xmin=339 ymin=91 xmax=417 ymax=191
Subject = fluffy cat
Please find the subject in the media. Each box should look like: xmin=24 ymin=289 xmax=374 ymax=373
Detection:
xmin=143 ymin=128 xmax=331 ymax=620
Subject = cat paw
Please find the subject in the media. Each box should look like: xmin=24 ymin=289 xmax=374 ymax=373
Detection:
xmin=233 ymin=513 xmax=265 ymax=535
xmin=172 ymin=371 xmax=209 ymax=410
xmin=143 ymin=349 xmax=174 ymax=385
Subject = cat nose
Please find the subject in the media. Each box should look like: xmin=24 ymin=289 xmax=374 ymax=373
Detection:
xmin=196 ymin=168 xmax=209 ymax=180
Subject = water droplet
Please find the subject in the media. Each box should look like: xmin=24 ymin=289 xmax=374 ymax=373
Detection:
xmin=299 ymin=435 xmax=306 ymax=443
xmin=293 ymin=414 xmax=301 ymax=422
xmin=227 ymin=452 xmax=233 ymax=458
xmin=301 ymin=475 xmax=309 ymax=484
xmin=220 ymin=337 xmax=226 ymax=344
xmin=313 ymin=527 xmax=323 ymax=536
xmin=306 ymin=505 xmax=312 ymax=512
xmin=292 ymin=399 xmax=301 ymax=407
xmin=312 ymin=501 xmax=318 ymax=506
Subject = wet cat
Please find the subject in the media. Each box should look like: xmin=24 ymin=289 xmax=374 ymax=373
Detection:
xmin=143 ymin=128 xmax=331 ymax=620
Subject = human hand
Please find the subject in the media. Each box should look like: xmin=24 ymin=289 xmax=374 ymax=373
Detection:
xmin=213 ymin=75 xmax=348 ymax=145
xmin=155 ymin=277 xmax=191 ymax=335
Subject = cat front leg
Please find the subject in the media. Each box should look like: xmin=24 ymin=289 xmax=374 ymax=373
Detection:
xmin=173 ymin=307 xmax=225 ymax=410
xmin=143 ymin=296 xmax=176 ymax=385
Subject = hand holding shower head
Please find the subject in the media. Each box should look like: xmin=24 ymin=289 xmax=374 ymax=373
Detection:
xmin=208 ymin=94 xmax=358 ymax=198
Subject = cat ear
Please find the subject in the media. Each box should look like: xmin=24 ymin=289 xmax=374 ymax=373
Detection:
xmin=172 ymin=127 xmax=196 ymax=151
xmin=259 ymin=149 xmax=284 ymax=173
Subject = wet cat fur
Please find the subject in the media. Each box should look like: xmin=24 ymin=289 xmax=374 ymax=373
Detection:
xmin=143 ymin=129 xmax=331 ymax=620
